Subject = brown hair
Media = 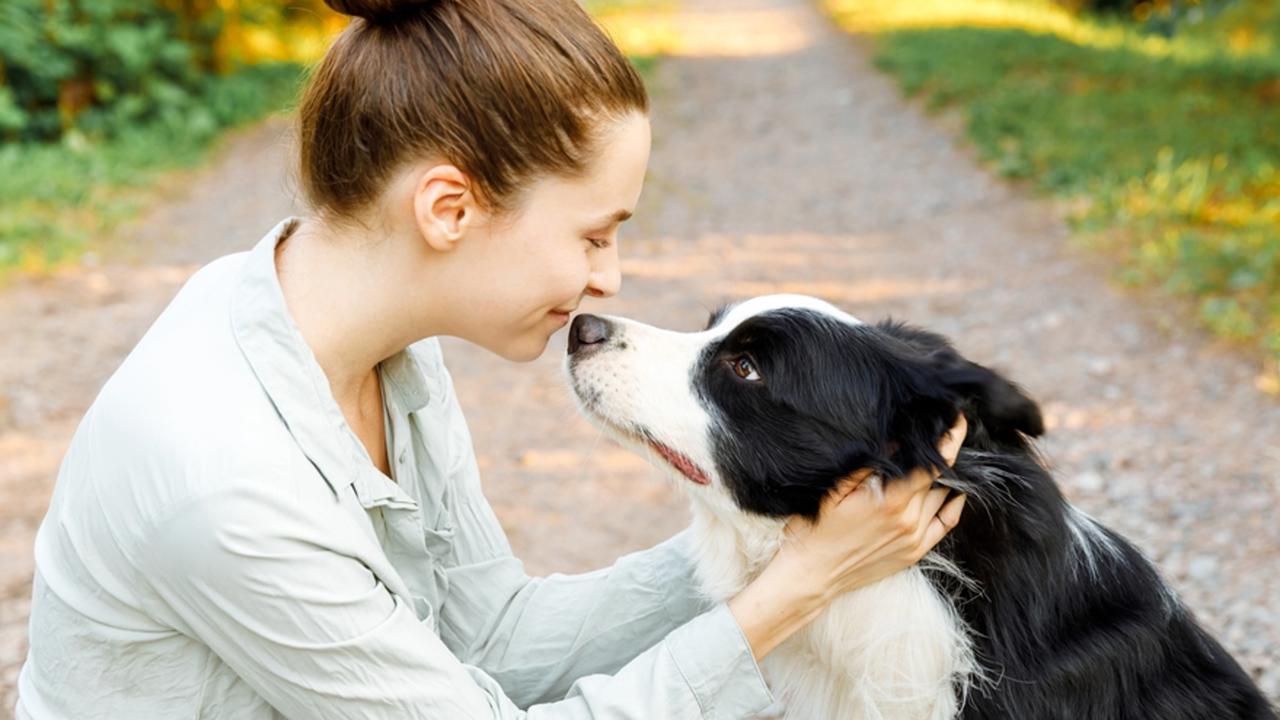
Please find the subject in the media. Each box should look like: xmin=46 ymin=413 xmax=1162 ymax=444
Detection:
xmin=300 ymin=0 xmax=649 ymax=222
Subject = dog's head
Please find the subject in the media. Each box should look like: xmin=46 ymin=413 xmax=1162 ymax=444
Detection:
xmin=565 ymin=295 xmax=1043 ymax=519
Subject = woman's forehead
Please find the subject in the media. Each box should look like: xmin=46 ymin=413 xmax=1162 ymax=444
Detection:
xmin=528 ymin=117 xmax=650 ymax=221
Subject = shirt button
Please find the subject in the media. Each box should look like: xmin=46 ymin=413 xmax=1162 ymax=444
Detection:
xmin=398 ymin=448 xmax=408 ymax=464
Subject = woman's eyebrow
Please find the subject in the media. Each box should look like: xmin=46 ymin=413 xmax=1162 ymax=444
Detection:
xmin=588 ymin=209 xmax=633 ymax=227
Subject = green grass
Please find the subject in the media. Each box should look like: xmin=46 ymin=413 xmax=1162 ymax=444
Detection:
xmin=826 ymin=0 xmax=1280 ymax=366
xmin=0 ymin=62 xmax=305 ymax=277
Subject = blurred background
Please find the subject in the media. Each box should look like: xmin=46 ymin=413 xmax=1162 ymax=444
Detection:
xmin=5 ymin=0 xmax=1278 ymax=363
xmin=2 ymin=0 xmax=1278 ymax=714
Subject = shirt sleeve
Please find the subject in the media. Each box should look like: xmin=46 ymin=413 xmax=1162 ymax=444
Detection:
xmin=137 ymin=482 xmax=775 ymax=720
xmin=441 ymin=525 xmax=729 ymax=706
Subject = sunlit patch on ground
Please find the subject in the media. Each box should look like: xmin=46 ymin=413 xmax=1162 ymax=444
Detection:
xmin=602 ymin=5 xmax=819 ymax=58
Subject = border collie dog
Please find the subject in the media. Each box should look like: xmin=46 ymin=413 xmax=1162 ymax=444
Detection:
xmin=564 ymin=294 xmax=1275 ymax=720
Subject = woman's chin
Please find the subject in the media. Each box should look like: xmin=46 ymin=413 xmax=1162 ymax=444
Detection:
xmin=464 ymin=320 xmax=562 ymax=363
xmin=509 ymin=346 xmax=546 ymax=363
xmin=488 ymin=334 xmax=550 ymax=363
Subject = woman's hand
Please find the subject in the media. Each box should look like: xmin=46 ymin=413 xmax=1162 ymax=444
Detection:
xmin=776 ymin=412 xmax=969 ymax=603
xmin=728 ymin=414 xmax=969 ymax=661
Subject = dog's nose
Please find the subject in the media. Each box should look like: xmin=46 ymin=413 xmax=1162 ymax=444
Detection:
xmin=568 ymin=314 xmax=612 ymax=355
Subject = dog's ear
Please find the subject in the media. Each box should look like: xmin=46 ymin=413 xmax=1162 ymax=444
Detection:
xmin=931 ymin=349 xmax=1044 ymax=448
xmin=876 ymin=320 xmax=1043 ymax=453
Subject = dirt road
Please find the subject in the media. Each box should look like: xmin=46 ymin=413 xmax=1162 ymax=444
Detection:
xmin=3 ymin=0 xmax=1276 ymax=712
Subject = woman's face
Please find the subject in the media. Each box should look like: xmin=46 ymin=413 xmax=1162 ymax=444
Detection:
xmin=447 ymin=112 xmax=651 ymax=362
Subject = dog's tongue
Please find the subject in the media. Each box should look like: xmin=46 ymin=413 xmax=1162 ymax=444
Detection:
xmin=653 ymin=442 xmax=710 ymax=485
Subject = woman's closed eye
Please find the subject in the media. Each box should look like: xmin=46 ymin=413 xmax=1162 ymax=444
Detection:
xmin=586 ymin=237 xmax=611 ymax=249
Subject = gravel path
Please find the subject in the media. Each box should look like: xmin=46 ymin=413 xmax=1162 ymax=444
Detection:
xmin=2 ymin=0 xmax=1277 ymax=713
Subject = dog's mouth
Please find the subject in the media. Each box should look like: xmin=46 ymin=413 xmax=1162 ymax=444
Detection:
xmin=648 ymin=438 xmax=711 ymax=486
xmin=582 ymin=406 xmax=710 ymax=486
xmin=569 ymin=370 xmax=711 ymax=486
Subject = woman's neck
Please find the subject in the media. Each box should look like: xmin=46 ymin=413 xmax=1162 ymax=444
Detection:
xmin=274 ymin=216 xmax=432 ymax=413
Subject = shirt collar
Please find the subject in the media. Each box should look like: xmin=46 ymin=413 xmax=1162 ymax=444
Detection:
xmin=380 ymin=344 xmax=434 ymax=417
xmin=229 ymin=217 xmax=433 ymax=498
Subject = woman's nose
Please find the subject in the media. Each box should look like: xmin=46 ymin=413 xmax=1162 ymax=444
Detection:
xmin=586 ymin=246 xmax=622 ymax=298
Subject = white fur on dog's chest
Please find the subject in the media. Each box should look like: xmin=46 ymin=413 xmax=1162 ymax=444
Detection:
xmin=688 ymin=503 xmax=974 ymax=720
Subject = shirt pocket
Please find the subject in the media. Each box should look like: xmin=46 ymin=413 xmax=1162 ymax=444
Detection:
xmin=410 ymin=593 xmax=437 ymax=632
xmin=422 ymin=522 xmax=457 ymax=565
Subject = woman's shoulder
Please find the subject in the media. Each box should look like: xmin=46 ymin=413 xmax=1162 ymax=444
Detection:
xmin=83 ymin=348 xmax=301 ymax=499
xmin=53 ymin=357 xmax=310 ymax=574
xmin=94 ymin=251 xmax=268 ymax=431
xmin=77 ymin=248 xmax=304 ymax=495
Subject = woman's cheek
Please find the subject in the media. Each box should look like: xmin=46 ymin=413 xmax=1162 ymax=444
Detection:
xmin=553 ymin=259 xmax=589 ymax=305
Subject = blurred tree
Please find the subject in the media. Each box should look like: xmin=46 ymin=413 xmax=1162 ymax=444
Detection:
xmin=1057 ymin=0 xmax=1239 ymax=36
xmin=0 ymin=0 xmax=340 ymax=144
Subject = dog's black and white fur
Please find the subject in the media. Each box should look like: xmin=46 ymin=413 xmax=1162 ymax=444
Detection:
xmin=565 ymin=294 xmax=1275 ymax=720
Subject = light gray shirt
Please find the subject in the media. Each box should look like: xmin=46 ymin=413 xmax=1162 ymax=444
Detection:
xmin=15 ymin=217 xmax=774 ymax=719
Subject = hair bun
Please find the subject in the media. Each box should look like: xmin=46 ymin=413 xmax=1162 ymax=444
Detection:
xmin=325 ymin=0 xmax=439 ymax=23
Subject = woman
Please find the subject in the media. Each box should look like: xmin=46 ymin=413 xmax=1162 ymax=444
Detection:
xmin=15 ymin=0 xmax=967 ymax=717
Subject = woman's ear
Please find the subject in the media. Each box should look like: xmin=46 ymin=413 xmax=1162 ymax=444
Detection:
xmin=411 ymin=163 xmax=478 ymax=253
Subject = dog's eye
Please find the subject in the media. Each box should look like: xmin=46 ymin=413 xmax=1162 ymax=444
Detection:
xmin=730 ymin=356 xmax=761 ymax=382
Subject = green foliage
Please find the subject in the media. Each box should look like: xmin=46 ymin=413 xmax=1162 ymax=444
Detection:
xmin=846 ymin=2 xmax=1280 ymax=363
xmin=0 ymin=63 xmax=303 ymax=273
xmin=0 ymin=0 xmax=228 ymax=143
xmin=0 ymin=0 xmax=324 ymax=275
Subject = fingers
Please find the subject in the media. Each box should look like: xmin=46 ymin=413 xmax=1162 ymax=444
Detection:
xmin=920 ymin=493 xmax=967 ymax=553
xmin=939 ymin=490 xmax=966 ymax=528
xmin=910 ymin=486 xmax=953 ymax=544
xmin=921 ymin=485 xmax=951 ymax=520
xmin=881 ymin=464 xmax=935 ymax=513
xmin=830 ymin=412 xmax=967 ymax=516
xmin=831 ymin=468 xmax=876 ymax=503
xmin=940 ymin=413 xmax=968 ymax=467
xmin=891 ymin=414 xmax=967 ymax=505
xmin=816 ymin=469 xmax=876 ymax=520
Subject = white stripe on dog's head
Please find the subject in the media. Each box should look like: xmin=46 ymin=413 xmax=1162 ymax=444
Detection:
xmin=707 ymin=294 xmax=864 ymax=336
